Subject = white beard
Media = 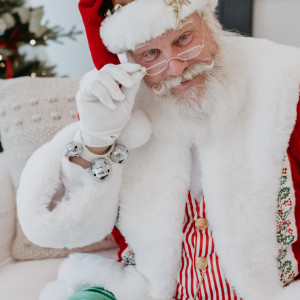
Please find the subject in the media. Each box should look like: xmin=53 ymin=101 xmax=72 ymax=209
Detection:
xmin=140 ymin=36 xmax=247 ymax=146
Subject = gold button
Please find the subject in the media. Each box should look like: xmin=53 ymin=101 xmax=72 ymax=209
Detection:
xmin=195 ymin=218 xmax=208 ymax=231
xmin=196 ymin=256 xmax=208 ymax=270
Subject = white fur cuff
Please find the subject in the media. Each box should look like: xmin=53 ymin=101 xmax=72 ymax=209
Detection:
xmin=57 ymin=253 xmax=150 ymax=300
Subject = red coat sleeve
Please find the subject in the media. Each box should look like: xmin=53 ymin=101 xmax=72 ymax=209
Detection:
xmin=288 ymin=92 xmax=300 ymax=274
xmin=288 ymin=93 xmax=300 ymax=169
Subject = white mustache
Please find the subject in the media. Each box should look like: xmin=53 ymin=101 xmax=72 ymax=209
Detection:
xmin=153 ymin=58 xmax=214 ymax=96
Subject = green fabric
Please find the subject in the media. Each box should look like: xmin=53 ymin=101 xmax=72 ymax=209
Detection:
xmin=67 ymin=286 xmax=116 ymax=300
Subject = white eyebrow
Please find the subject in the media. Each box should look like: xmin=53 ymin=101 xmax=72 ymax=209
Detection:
xmin=135 ymin=42 xmax=148 ymax=49
xmin=181 ymin=19 xmax=193 ymax=27
xmin=134 ymin=20 xmax=194 ymax=50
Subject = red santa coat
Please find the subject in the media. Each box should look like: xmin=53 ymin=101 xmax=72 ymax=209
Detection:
xmin=17 ymin=36 xmax=300 ymax=300
xmin=288 ymin=94 xmax=300 ymax=276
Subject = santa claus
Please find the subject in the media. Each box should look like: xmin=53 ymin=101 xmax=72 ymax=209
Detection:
xmin=17 ymin=0 xmax=300 ymax=299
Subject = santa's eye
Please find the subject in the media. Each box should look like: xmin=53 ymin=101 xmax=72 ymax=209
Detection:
xmin=147 ymin=49 xmax=157 ymax=56
xmin=176 ymin=31 xmax=193 ymax=46
xmin=142 ymin=49 xmax=159 ymax=62
xmin=179 ymin=34 xmax=187 ymax=41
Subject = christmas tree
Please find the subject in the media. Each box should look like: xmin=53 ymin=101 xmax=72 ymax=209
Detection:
xmin=0 ymin=0 xmax=82 ymax=152
xmin=0 ymin=0 xmax=81 ymax=79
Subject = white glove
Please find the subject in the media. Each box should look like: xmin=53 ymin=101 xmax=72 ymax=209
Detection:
xmin=76 ymin=63 xmax=145 ymax=147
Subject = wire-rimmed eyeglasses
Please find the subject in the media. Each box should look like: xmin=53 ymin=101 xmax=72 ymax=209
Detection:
xmin=144 ymin=18 xmax=205 ymax=76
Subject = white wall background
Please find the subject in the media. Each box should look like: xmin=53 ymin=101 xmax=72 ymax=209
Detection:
xmin=26 ymin=0 xmax=300 ymax=78
xmin=253 ymin=0 xmax=300 ymax=48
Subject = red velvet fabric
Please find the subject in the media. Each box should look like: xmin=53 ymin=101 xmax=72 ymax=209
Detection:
xmin=78 ymin=0 xmax=120 ymax=70
xmin=111 ymin=226 xmax=128 ymax=262
xmin=288 ymin=92 xmax=300 ymax=274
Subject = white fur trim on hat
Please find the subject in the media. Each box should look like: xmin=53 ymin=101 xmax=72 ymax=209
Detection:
xmin=100 ymin=0 xmax=218 ymax=54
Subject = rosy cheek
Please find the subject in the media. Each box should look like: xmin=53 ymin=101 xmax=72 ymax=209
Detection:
xmin=143 ymin=76 xmax=156 ymax=87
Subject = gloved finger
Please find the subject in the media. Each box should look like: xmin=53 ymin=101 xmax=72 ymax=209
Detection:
xmin=118 ymin=63 xmax=142 ymax=74
xmin=121 ymin=71 xmax=145 ymax=109
xmin=97 ymin=71 xmax=125 ymax=101
xmin=76 ymin=90 xmax=97 ymax=103
xmin=104 ymin=65 xmax=135 ymax=88
xmin=88 ymin=81 xmax=117 ymax=110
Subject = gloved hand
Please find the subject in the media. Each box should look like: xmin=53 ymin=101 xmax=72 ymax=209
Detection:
xmin=76 ymin=63 xmax=145 ymax=147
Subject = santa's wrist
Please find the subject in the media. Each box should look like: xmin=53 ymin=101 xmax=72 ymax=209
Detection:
xmin=65 ymin=129 xmax=129 ymax=181
xmin=85 ymin=145 xmax=112 ymax=156
xmin=72 ymin=130 xmax=115 ymax=162
xmin=69 ymin=156 xmax=92 ymax=169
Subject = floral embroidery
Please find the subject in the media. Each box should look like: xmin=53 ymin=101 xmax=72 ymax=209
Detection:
xmin=121 ymin=246 xmax=136 ymax=265
xmin=276 ymin=155 xmax=297 ymax=285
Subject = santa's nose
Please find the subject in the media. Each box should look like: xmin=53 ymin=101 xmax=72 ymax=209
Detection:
xmin=165 ymin=58 xmax=189 ymax=77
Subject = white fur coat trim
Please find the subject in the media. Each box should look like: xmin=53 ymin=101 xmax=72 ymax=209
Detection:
xmin=119 ymin=136 xmax=192 ymax=299
xmin=100 ymin=0 xmax=217 ymax=53
xmin=55 ymin=253 xmax=151 ymax=300
xmin=17 ymin=122 xmax=122 ymax=249
xmin=17 ymin=107 xmax=152 ymax=249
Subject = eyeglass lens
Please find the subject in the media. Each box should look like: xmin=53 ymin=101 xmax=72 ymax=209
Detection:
xmin=145 ymin=45 xmax=202 ymax=76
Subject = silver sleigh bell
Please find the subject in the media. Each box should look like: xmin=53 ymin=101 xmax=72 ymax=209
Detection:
xmin=65 ymin=141 xmax=82 ymax=157
xmin=65 ymin=140 xmax=129 ymax=182
xmin=90 ymin=144 xmax=128 ymax=182
xmin=110 ymin=144 xmax=129 ymax=164
xmin=90 ymin=158 xmax=112 ymax=182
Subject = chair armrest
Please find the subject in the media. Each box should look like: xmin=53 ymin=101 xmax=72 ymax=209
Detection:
xmin=0 ymin=152 xmax=16 ymax=266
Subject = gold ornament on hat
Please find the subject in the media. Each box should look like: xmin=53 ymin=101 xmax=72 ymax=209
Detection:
xmin=105 ymin=4 xmax=123 ymax=18
xmin=164 ymin=0 xmax=191 ymax=29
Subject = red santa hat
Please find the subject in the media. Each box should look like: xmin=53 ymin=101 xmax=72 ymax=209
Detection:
xmin=79 ymin=0 xmax=218 ymax=70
